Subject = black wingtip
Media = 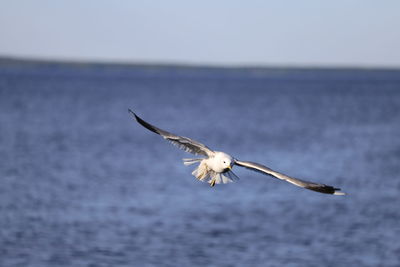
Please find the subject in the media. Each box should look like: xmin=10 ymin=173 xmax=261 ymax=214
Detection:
xmin=128 ymin=109 xmax=136 ymax=117
xmin=128 ymin=110 xmax=160 ymax=135
xmin=128 ymin=109 xmax=142 ymax=122
xmin=128 ymin=109 xmax=142 ymax=123
xmin=305 ymin=185 xmax=346 ymax=195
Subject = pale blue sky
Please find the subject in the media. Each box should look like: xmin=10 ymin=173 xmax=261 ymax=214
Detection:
xmin=1 ymin=0 xmax=399 ymax=67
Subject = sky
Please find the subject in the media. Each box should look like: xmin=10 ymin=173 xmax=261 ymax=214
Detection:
xmin=0 ymin=0 xmax=400 ymax=67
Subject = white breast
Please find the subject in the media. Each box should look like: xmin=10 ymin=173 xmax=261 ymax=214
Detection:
xmin=206 ymin=151 xmax=233 ymax=173
xmin=205 ymin=157 xmax=223 ymax=173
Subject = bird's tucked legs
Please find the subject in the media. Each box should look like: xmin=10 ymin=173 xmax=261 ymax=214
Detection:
xmin=210 ymin=179 xmax=216 ymax=187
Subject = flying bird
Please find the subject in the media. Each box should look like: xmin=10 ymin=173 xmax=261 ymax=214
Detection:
xmin=129 ymin=110 xmax=345 ymax=195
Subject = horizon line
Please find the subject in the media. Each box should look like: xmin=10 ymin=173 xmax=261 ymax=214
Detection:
xmin=1 ymin=54 xmax=400 ymax=71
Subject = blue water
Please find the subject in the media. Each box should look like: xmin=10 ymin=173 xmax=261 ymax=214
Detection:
xmin=1 ymin=60 xmax=400 ymax=266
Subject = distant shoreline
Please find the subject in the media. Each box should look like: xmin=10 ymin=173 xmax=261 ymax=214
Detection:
xmin=1 ymin=55 xmax=399 ymax=72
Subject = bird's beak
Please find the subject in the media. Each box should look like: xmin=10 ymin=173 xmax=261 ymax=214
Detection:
xmin=223 ymin=165 xmax=232 ymax=173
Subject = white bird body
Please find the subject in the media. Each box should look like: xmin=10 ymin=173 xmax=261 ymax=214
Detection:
xmin=207 ymin=151 xmax=233 ymax=173
xmin=183 ymin=152 xmax=236 ymax=186
xmin=129 ymin=110 xmax=346 ymax=195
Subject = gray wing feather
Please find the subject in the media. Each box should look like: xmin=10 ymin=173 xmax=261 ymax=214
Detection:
xmin=234 ymin=160 xmax=345 ymax=195
xmin=129 ymin=110 xmax=214 ymax=157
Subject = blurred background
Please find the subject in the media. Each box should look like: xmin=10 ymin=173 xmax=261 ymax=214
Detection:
xmin=1 ymin=1 xmax=400 ymax=266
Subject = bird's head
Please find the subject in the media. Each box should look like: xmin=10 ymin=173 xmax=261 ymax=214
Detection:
xmin=217 ymin=152 xmax=234 ymax=172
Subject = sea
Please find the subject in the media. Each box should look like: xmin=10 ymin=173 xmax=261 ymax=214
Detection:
xmin=1 ymin=59 xmax=399 ymax=267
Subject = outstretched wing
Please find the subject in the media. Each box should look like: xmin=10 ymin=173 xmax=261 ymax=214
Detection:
xmin=234 ymin=160 xmax=345 ymax=195
xmin=129 ymin=109 xmax=214 ymax=157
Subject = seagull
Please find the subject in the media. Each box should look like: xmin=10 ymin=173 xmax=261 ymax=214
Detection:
xmin=129 ymin=110 xmax=345 ymax=195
